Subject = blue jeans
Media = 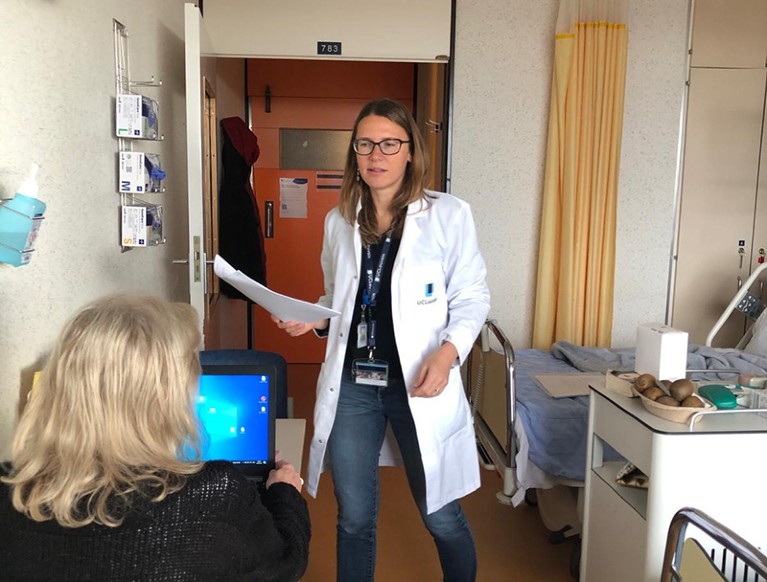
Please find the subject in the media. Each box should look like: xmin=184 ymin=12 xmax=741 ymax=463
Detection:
xmin=328 ymin=372 xmax=477 ymax=582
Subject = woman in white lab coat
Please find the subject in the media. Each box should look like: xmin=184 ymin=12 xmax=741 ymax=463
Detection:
xmin=274 ymin=98 xmax=490 ymax=582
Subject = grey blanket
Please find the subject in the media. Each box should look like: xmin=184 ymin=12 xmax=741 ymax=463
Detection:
xmin=550 ymin=341 xmax=767 ymax=381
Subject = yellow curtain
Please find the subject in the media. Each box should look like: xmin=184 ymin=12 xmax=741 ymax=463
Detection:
xmin=532 ymin=0 xmax=628 ymax=349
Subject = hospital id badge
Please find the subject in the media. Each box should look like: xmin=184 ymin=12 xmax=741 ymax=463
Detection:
xmin=352 ymin=359 xmax=389 ymax=386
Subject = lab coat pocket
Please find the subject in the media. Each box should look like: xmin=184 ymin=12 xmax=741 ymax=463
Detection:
xmin=431 ymin=373 xmax=469 ymax=441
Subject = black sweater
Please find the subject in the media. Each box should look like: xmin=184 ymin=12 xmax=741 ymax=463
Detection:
xmin=0 ymin=462 xmax=310 ymax=581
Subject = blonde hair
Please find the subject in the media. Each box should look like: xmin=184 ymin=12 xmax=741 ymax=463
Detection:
xmin=339 ymin=98 xmax=432 ymax=246
xmin=2 ymin=294 xmax=204 ymax=528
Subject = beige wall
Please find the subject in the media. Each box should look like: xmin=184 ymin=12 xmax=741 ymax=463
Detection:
xmin=452 ymin=0 xmax=690 ymax=348
xmin=0 ymin=0 xmax=192 ymax=457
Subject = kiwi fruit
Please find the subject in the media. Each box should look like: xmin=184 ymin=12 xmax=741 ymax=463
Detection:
xmin=681 ymin=395 xmax=704 ymax=408
xmin=634 ymin=373 xmax=656 ymax=393
xmin=642 ymin=386 xmax=664 ymax=401
xmin=669 ymin=379 xmax=695 ymax=402
xmin=656 ymin=395 xmax=680 ymax=407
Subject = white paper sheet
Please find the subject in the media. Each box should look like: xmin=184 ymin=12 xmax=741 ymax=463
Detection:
xmin=213 ymin=255 xmax=340 ymax=323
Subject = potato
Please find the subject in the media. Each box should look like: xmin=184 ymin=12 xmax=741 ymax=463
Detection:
xmin=656 ymin=395 xmax=680 ymax=407
xmin=681 ymin=395 xmax=705 ymax=408
xmin=634 ymin=373 xmax=656 ymax=393
xmin=642 ymin=386 xmax=665 ymax=401
xmin=669 ymin=379 xmax=695 ymax=402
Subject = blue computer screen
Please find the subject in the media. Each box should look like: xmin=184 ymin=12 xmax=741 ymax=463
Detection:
xmin=197 ymin=373 xmax=271 ymax=464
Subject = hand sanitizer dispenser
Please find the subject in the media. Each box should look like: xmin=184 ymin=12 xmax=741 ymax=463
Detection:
xmin=0 ymin=164 xmax=47 ymax=266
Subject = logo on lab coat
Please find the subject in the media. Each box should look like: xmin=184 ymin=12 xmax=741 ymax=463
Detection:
xmin=417 ymin=283 xmax=437 ymax=305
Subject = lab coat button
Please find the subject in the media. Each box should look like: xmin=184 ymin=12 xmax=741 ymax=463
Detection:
xmin=330 ymin=387 xmax=334 ymax=392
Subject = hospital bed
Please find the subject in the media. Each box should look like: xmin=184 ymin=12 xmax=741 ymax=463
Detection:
xmin=464 ymin=265 xmax=767 ymax=557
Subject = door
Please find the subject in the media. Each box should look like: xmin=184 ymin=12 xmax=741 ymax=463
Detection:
xmin=185 ymin=7 xmax=452 ymax=353
xmin=246 ymin=59 xmax=415 ymax=363
xmin=184 ymin=4 xmax=220 ymax=344
xmin=416 ymin=63 xmax=448 ymax=191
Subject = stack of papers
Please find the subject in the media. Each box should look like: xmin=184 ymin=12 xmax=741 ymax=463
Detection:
xmin=213 ymin=255 xmax=340 ymax=323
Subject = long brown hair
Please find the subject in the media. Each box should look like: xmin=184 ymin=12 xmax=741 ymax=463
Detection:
xmin=338 ymin=99 xmax=431 ymax=246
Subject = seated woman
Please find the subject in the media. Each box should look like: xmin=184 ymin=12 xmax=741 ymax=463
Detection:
xmin=0 ymin=295 xmax=310 ymax=582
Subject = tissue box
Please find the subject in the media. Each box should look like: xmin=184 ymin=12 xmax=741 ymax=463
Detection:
xmin=635 ymin=323 xmax=688 ymax=381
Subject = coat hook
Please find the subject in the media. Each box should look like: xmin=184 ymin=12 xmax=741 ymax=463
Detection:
xmin=265 ymin=84 xmax=271 ymax=113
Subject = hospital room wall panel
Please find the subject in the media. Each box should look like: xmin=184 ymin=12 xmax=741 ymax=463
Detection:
xmin=672 ymin=68 xmax=767 ymax=345
xmin=671 ymin=0 xmax=767 ymax=347
xmin=689 ymin=0 xmax=767 ymax=69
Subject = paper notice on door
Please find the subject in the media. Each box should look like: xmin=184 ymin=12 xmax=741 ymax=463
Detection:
xmin=213 ymin=255 xmax=339 ymax=323
xmin=279 ymin=177 xmax=308 ymax=218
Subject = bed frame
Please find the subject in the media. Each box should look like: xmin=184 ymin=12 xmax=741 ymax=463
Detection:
xmin=465 ymin=319 xmax=584 ymax=560
xmin=464 ymin=320 xmax=518 ymax=501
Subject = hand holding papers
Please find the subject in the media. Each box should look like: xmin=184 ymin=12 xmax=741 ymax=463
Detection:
xmin=213 ymin=255 xmax=340 ymax=323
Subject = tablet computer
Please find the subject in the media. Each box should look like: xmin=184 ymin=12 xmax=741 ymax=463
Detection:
xmin=197 ymin=364 xmax=276 ymax=482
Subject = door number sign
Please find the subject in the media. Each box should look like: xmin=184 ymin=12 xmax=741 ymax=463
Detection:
xmin=317 ymin=41 xmax=342 ymax=56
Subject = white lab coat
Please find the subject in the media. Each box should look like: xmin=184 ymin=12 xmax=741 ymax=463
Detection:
xmin=305 ymin=191 xmax=491 ymax=514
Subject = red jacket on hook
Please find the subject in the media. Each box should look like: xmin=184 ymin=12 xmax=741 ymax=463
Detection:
xmin=218 ymin=116 xmax=267 ymax=297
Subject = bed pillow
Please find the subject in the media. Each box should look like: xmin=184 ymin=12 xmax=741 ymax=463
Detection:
xmin=745 ymin=308 xmax=767 ymax=357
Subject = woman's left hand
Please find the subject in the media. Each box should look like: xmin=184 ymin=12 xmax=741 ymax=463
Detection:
xmin=411 ymin=342 xmax=459 ymax=398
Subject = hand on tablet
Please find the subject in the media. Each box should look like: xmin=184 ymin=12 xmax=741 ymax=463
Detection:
xmin=266 ymin=459 xmax=303 ymax=492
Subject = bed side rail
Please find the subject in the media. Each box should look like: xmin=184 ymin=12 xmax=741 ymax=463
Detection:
xmin=706 ymin=262 xmax=767 ymax=348
xmin=661 ymin=507 xmax=767 ymax=582
xmin=465 ymin=319 xmax=517 ymax=470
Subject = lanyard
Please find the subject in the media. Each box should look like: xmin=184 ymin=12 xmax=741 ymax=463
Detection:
xmin=361 ymin=231 xmax=393 ymax=358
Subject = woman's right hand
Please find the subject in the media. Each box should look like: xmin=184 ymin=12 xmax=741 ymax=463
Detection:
xmin=266 ymin=460 xmax=304 ymax=492
xmin=271 ymin=314 xmax=328 ymax=337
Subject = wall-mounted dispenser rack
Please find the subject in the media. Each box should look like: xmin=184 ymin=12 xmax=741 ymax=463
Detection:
xmin=113 ymin=19 xmax=166 ymax=250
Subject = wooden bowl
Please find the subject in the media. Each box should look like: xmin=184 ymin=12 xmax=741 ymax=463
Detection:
xmin=604 ymin=370 xmax=639 ymax=398
xmin=633 ymin=389 xmax=714 ymax=424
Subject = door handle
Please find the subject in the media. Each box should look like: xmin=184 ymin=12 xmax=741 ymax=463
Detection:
xmin=425 ymin=119 xmax=443 ymax=133
xmin=265 ymin=201 xmax=274 ymax=238
xmin=171 ymin=236 xmax=205 ymax=282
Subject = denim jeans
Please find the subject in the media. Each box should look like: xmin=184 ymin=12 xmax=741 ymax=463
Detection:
xmin=328 ymin=372 xmax=477 ymax=582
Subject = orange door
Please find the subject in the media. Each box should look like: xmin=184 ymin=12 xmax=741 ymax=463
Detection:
xmin=252 ymin=169 xmax=339 ymax=363
xmin=247 ymin=59 xmax=415 ymax=363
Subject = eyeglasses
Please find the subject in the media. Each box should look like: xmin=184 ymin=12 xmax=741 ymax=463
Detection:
xmin=352 ymin=138 xmax=411 ymax=156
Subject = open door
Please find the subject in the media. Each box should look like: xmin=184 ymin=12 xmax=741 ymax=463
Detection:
xmin=184 ymin=3 xmax=221 ymax=344
xmin=415 ymin=63 xmax=448 ymax=191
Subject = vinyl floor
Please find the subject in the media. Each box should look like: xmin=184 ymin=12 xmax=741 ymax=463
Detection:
xmin=288 ymin=365 xmax=579 ymax=582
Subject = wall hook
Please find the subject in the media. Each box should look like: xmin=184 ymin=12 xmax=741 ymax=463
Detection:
xmin=265 ymin=84 xmax=271 ymax=113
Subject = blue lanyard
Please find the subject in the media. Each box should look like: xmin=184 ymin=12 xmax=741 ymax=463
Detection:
xmin=361 ymin=231 xmax=392 ymax=356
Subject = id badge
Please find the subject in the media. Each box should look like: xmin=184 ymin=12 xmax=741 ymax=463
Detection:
xmin=352 ymin=359 xmax=389 ymax=386
xmin=357 ymin=322 xmax=368 ymax=349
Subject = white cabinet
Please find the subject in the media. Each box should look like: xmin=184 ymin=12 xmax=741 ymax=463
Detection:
xmin=200 ymin=0 xmax=452 ymax=62
xmin=581 ymin=384 xmax=767 ymax=582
